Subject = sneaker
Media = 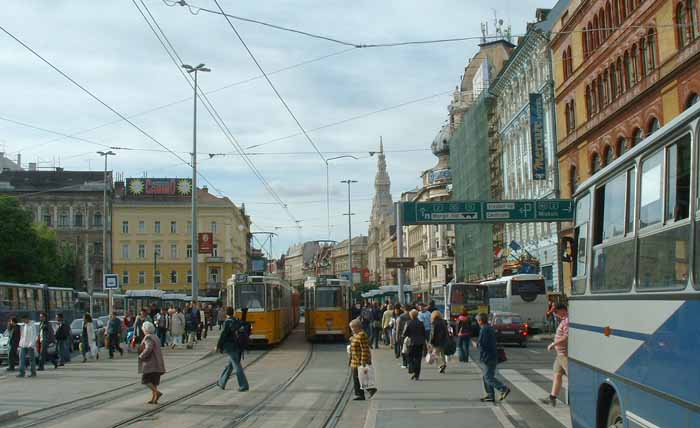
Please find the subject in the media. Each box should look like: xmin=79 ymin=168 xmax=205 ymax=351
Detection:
xmin=352 ymin=396 xmax=365 ymax=401
xmin=499 ymin=388 xmax=511 ymax=401
xmin=400 ymin=365 xmax=407 ymax=369
xmin=480 ymin=395 xmax=495 ymax=402
xmin=367 ymin=388 xmax=377 ymax=399
xmin=539 ymin=396 xmax=557 ymax=407
xmin=238 ymin=387 xmax=249 ymax=392
xmin=16 ymin=373 xmax=25 ymax=378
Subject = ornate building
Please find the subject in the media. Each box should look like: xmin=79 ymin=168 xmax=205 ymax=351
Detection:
xmin=331 ymin=236 xmax=369 ymax=283
xmin=367 ymin=142 xmax=396 ymax=285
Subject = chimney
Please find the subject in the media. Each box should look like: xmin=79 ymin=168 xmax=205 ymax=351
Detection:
xmin=202 ymin=185 xmax=208 ymax=193
xmin=29 ymin=162 xmax=37 ymax=171
xmin=16 ymin=154 xmax=21 ymax=169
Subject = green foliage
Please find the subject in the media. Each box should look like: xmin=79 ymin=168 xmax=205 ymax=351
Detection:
xmin=0 ymin=196 xmax=77 ymax=286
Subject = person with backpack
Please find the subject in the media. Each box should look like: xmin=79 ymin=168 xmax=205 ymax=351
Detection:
xmin=215 ymin=306 xmax=250 ymax=392
xmin=38 ymin=312 xmax=58 ymax=370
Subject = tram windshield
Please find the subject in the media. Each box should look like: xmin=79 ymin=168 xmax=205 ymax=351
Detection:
xmin=316 ymin=286 xmax=342 ymax=308
xmin=235 ymin=284 xmax=265 ymax=310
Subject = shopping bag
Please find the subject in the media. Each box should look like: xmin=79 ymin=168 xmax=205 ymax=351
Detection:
xmin=357 ymin=365 xmax=376 ymax=390
xmin=401 ymin=337 xmax=411 ymax=355
xmin=497 ymin=347 xmax=507 ymax=364
xmin=425 ymin=352 xmax=436 ymax=365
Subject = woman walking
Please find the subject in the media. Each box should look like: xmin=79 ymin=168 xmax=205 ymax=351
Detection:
xmin=456 ymin=309 xmax=471 ymax=362
xmin=81 ymin=313 xmax=99 ymax=362
xmin=402 ymin=309 xmax=426 ymax=380
xmin=138 ymin=321 xmax=166 ymax=404
xmin=429 ymin=311 xmax=450 ymax=374
xmin=170 ymin=307 xmax=185 ymax=349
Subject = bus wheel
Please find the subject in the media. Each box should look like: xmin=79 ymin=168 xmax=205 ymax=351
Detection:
xmin=605 ymin=396 xmax=623 ymax=428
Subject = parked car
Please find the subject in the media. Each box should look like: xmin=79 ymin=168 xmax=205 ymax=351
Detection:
xmin=70 ymin=319 xmax=106 ymax=350
xmin=491 ymin=311 xmax=528 ymax=347
xmin=0 ymin=323 xmax=57 ymax=366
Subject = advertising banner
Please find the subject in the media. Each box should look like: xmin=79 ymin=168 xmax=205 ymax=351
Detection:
xmin=529 ymin=93 xmax=546 ymax=180
xmin=198 ymin=232 xmax=214 ymax=254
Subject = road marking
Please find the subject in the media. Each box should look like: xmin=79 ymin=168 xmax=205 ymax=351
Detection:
xmin=363 ymin=397 xmax=378 ymax=428
xmin=533 ymin=368 xmax=569 ymax=391
xmin=492 ymin=406 xmax=516 ymax=428
xmin=527 ymin=350 xmax=539 ymax=354
xmin=501 ymin=403 xmax=528 ymax=427
xmin=500 ymin=369 xmax=572 ymax=428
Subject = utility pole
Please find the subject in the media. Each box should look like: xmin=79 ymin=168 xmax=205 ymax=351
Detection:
xmin=182 ymin=63 xmax=210 ymax=301
xmin=396 ymin=201 xmax=405 ymax=305
xmin=341 ymin=180 xmax=357 ymax=285
xmin=153 ymin=250 xmax=158 ymax=290
xmin=97 ymin=150 xmax=115 ymax=313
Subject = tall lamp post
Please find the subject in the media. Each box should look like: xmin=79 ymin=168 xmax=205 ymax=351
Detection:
xmin=97 ymin=150 xmax=115 ymax=314
xmin=182 ymin=63 xmax=210 ymax=301
xmin=341 ymin=180 xmax=357 ymax=285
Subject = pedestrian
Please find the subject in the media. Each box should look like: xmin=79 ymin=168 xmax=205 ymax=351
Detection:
xmin=81 ymin=313 xmax=99 ymax=362
xmin=211 ymin=306 xmax=218 ymax=331
xmin=215 ymin=306 xmax=250 ymax=392
xmin=474 ymin=313 xmax=510 ymax=402
xmin=348 ymin=318 xmax=377 ymax=401
xmin=360 ymin=303 xmax=372 ymax=335
xmin=390 ymin=306 xmax=402 ymax=359
xmin=107 ymin=312 xmax=124 ymax=359
xmin=149 ymin=303 xmax=159 ymax=322
xmin=133 ymin=309 xmax=149 ymax=349
xmin=196 ymin=303 xmax=205 ymax=340
xmin=351 ymin=302 xmax=361 ymax=321
xmin=5 ymin=317 xmax=20 ymax=372
xmin=17 ymin=314 xmax=37 ymax=377
xmin=206 ymin=304 xmax=214 ymax=332
xmin=370 ymin=302 xmax=382 ymax=349
xmin=417 ymin=303 xmax=432 ymax=345
xmin=541 ymin=303 xmax=569 ymax=407
xmin=37 ymin=312 xmax=58 ymax=370
xmin=402 ymin=309 xmax=426 ymax=380
xmin=456 ymin=309 xmax=471 ymax=363
xmin=55 ymin=314 xmax=71 ymax=365
xmin=429 ymin=310 xmax=450 ymax=374
xmin=217 ymin=306 xmax=226 ymax=330
xmin=382 ymin=304 xmax=393 ymax=346
xmin=396 ymin=305 xmax=411 ymax=368
xmin=170 ymin=307 xmax=185 ymax=349
xmin=156 ymin=308 xmax=168 ymax=347
xmin=138 ymin=321 xmax=166 ymax=404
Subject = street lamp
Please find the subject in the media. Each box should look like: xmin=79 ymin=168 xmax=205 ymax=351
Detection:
xmin=182 ymin=63 xmax=210 ymax=301
xmin=97 ymin=150 xmax=115 ymax=314
xmin=341 ymin=180 xmax=357 ymax=286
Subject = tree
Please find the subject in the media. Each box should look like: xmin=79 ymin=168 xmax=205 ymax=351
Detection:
xmin=0 ymin=196 xmax=76 ymax=285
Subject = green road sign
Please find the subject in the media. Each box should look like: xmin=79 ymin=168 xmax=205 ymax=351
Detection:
xmin=402 ymin=199 xmax=573 ymax=225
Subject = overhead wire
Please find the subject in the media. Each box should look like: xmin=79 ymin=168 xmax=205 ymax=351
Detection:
xmin=0 ymin=115 xmax=112 ymax=150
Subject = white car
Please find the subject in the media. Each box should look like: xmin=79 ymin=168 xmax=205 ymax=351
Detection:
xmin=0 ymin=330 xmax=9 ymax=365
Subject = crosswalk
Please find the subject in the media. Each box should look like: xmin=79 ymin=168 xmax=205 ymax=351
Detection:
xmin=499 ymin=368 xmax=572 ymax=428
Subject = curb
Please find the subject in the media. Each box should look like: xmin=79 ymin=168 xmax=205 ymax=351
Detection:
xmin=0 ymin=410 xmax=19 ymax=423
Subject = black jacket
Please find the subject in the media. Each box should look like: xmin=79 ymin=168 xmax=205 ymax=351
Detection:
xmin=7 ymin=324 xmax=20 ymax=347
xmin=55 ymin=323 xmax=71 ymax=341
xmin=430 ymin=318 xmax=449 ymax=348
xmin=402 ymin=319 xmax=426 ymax=346
xmin=216 ymin=318 xmax=242 ymax=353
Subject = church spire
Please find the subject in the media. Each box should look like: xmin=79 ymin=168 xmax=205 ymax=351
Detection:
xmin=370 ymin=136 xmax=393 ymax=224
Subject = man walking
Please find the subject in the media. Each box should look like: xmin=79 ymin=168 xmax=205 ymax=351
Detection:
xmin=5 ymin=317 xmax=20 ymax=372
xmin=381 ymin=304 xmax=393 ymax=346
xmin=156 ymin=308 xmax=168 ymax=347
xmin=37 ymin=312 xmax=57 ymax=370
xmin=55 ymin=314 xmax=71 ymax=366
xmin=418 ymin=303 xmax=432 ymax=342
xmin=348 ymin=319 xmax=377 ymax=400
xmin=107 ymin=313 xmax=124 ymax=358
xmin=216 ymin=306 xmax=249 ymax=392
xmin=370 ymin=302 xmax=382 ymax=349
xmin=17 ymin=314 xmax=37 ymax=378
xmin=475 ymin=313 xmax=510 ymax=402
xmin=396 ymin=305 xmax=411 ymax=369
xmin=541 ymin=303 xmax=569 ymax=407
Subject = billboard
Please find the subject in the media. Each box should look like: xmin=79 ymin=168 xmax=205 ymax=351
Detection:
xmin=198 ymin=232 xmax=213 ymax=254
xmin=529 ymin=94 xmax=546 ymax=180
xmin=126 ymin=178 xmax=192 ymax=196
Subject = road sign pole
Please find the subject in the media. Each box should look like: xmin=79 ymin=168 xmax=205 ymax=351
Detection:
xmin=396 ymin=202 xmax=405 ymax=306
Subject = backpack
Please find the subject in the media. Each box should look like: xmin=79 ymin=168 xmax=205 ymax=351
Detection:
xmin=157 ymin=314 xmax=167 ymax=329
xmin=234 ymin=319 xmax=252 ymax=352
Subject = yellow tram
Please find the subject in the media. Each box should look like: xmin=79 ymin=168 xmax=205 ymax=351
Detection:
xmin=226 ymin=273 xmax=297 ymax=346
xmin=304 ymin=276 xmax=351 ymax=341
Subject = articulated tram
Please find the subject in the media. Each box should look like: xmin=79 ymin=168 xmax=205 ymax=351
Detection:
xmin=304 ymin=276 xmax=351 ymax=341
xmin=226 ymin=274 xmax=298 ymax=345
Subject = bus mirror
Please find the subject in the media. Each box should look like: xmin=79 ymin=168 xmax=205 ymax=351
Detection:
xmin=561 ymin=237 xmax=576 ymax=262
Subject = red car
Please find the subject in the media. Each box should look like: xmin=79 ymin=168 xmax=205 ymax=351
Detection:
xmin=491 ymin=311 xmax=528 ymax=347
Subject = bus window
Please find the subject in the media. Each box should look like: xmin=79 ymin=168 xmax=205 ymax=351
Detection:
xmin=511 ymin=279 xmax=546 ymax=302
xmin=488 ymin=283 xmax=507 ymax=299
xmin=273 ymin=286 xmax=281 ymax=309
xmin=572 ymin=194 xmax=591 ymax=294
xmin=626 ymin=168 xmax=636 ymax=234
xmin=640 ymin=150 xmax=663 ymax=228
xmin=316 ymin=287 xmax=342 ymax=308
xmin=665 ymin=135 xmax=691 ymax=221
xmin=235 ymin=284 xmax=264 ymax=310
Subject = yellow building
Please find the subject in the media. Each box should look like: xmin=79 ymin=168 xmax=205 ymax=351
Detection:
xmin=111 ymin=178 xmax=250 ymax=296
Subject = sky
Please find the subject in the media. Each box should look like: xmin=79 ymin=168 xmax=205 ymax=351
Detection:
xmin=1 ymin=0 xmax=550 ymax=257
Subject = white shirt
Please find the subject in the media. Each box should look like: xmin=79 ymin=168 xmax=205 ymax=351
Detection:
xmin=18 ymin=323 xmax=37 ymax=349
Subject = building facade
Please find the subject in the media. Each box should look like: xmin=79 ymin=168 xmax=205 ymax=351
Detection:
xmin=331 ymin=236 xmax=369 ymax=283
xmin=0 ymin=170 xmax=112 ymax=292
xmin=551 ymin=0 xmax=700 ymax=293
xmin=111 ymin=178 xmax=250 ymax=296
xmin=284 ymin=241 xmax=332 ymax=288
xmin=367 ymin=143 xmax=396 ymax=285
xmin=490 ymin=5 xmax=567 ymax=292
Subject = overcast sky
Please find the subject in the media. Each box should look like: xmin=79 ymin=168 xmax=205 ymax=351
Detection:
xmin=1 ymin=0 xmax=549 ymax=257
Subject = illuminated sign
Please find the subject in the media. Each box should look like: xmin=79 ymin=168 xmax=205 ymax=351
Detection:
xmin=126 ymin=178 xmax=192 ymax=196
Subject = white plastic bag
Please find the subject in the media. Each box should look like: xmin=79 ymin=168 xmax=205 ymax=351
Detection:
xmin=357 ymin=365 xmax=376 ymax=390
xmin=425 ymin=352 xmax=436 ymax=365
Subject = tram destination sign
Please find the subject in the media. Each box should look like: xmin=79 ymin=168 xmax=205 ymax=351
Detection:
xmin=402 ymin=200 xmax=573 ymax=225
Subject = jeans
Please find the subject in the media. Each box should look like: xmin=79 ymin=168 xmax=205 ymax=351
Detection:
xmin=18 ymin=347 xmax=36 ymax=376
xmin=218 ymin=350 xmax=249 ymax=390
xmin=383 ymin=327 xmax=391 ymax=345
xmin=57 ymin=339 xmax=71 ymax=363
xmin=157 ymin=328 xmax=167 ymax=346
xmin=394 ymin=339 xmax=402 ymax=359
xmin=108 ymin=334 xmax=123 ymax=357
xmin=481 ymin=361 xmax=507 ymax=398
xmin=39 ymin=344 xmax=57 ymax=370
xmin=8 ymin=344 xmax=19 ymax=369
xmin=370 ymin=325 xmax=380 ymax=348
xmin=408 ymin=344 xmax=424 ymax=379
xmin=457 ymin=336 xmax=470 ymax=362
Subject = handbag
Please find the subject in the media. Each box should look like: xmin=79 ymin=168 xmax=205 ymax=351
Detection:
xmin=497 ymin=347 xmax=507 ymax=364
xmin=401 ymin=337 xmax=411 ymax=355
xmin=357 ymin=365 xmax=377 ymax=390
xmin=445 ymin=339 xmax=457 ymax=356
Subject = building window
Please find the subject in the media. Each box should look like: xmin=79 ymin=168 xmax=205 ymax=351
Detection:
xmin=648 ymin=117 xmax=660 ymax=134
xmin=187 ymin=221 xmax=192 ymax=233
xmin=154 ymin=243 xmax=161 ymax=257
xmin=213 ymin=243 xmax=219 ymax=257
xmin=610 ymin=64 xmax=618 ymax=100
xmin=170 ymin=221 xmax=177 ymax=233
xmin=569 ymin=165 xmax=579 ymax=195
xmin=94 ymin=241 xmax=102 ymax=256
xmin=591 ymin=152 xmax=602 ymax=174
xmin=138 ymin=243 xmax=145 ymax=259
xmin=170 ymin=243 xmax=177 ymax=259
xmin=122 ymin=221 xmax=128 ymax=234
xmin=690 ymin=0 xmax=700 ymax=40
xmin=58 ymin=212 xmax=69 ymax=227
xmin=685 ymin=92 xmax=699 ymax=110
xmin=617 ymin=137 xmax=628 ymax=156
xmin=43 ymin=210 xmax=52 ymax=226
xmin=122 ymin=271 xmax=129 ymax=285
xmin=678 ymin=3 xmax=688 ymax=48
xmin=624 ymin=51 xmax=632 ymax=88
xmin=616 ymin=58 xmax=624 ymax=93
xmin=186 ymin=244 xmax=192 ymax=258
xmin=138 ymin=220 xmax=145 ymax=233
xmin=582 ymin=27 xmax=589 ymax=57
xmin=94 ymin=212 xmax=102 ymax=227
xmin=632 ymin=127 xmax=644 ymax=146
xmin=121 ymin=244 xmax=129 ymax=259
xmin=170 ymin=270 xmax=178 ymax=284
xmin=74 ymin=213 xmax=83 ymax=227
xmin=187 ymin=270 xmax=192 ymax=284
xmin=154 ymin=271 xmax=161 ymax=285
xmin=138 ymin=271 xmax=145 ymax=285
xmin=604 ymin=145 xmax=615 ymax=166
xmin=640 ymin=38 xmax=648 ymax=77
xmin=585 ymin=85 xmax=593 ymax=118
xmin=211 ymin=221 xmax=217 ymax=233
xmin=154 ymin=221 xmax=160 ymax=234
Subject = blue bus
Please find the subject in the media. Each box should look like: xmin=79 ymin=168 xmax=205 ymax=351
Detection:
xmin=568 ymin=101 xmax=700 ymax=427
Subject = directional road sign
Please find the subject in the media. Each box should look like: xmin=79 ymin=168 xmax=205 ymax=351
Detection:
xmin=386 ymin=257 xmax=415 ymax=269
xmin=402 ymin=200 xmax=573 ymax=225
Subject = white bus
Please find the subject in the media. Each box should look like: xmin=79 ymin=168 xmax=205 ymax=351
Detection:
xmin=480 ymin=274 xmax=547 ymax=331
xmin=567 ymin=101 xmax=700 ymax=427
